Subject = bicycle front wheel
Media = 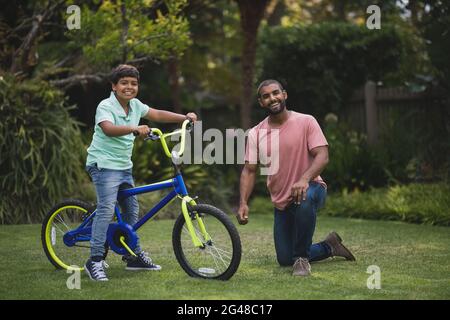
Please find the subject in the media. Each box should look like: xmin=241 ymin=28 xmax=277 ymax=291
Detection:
xmin=172 ymin=204 xmax=241 ymax=280
xmin=41 ymin=199 xmax=94 ymax=271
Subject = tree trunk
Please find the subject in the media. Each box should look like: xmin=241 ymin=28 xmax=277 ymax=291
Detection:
xmin=10 ymin=13 xmax=43 ymax=75
xmin=120 ymin=3 xmax=129 ymax=63
xmin=266 ymin=0 xmax=285 ymax=26
xmin=235 ymin=0 xmax=270 ymax=129
xmin=10 ymin=1 xmax=65 ymax=76
xmin=334 ymin=1 xmax=347 ymax=21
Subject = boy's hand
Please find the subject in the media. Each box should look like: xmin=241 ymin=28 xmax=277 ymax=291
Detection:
xmin=186 ymin=112 xmax=198 ymax=122
xmin=133 ymin=125 xmax=151 ymax=137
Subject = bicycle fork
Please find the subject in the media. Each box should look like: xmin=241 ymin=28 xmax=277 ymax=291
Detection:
xmin=180 ymin=196 xmax=211 ymax=248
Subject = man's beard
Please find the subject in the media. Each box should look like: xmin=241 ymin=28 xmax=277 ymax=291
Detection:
xmin=267 ymin=99 xmax=286 ymax=115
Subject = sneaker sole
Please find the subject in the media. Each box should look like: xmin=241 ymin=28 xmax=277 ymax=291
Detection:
xmin=125 ymin=267 xmax=162 ymax=271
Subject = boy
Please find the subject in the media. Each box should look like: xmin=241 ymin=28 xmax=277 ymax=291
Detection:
xmin=85 ymin=64 xmax=197 ymax=281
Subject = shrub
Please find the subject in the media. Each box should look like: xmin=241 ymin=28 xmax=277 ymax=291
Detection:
xmin=250 ymin=183 xmax=450 ymax=226
xmin=258 ymin=22 xmax=411 ymax=120
xmin=321 ymin=115 xmax=387 ymax=191
xmin=0 ymin=75 xmax=86 ymax=224
xmin=322 ymin=183 xmax=450 ymax=226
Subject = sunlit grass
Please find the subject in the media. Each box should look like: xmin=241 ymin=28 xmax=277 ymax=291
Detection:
xmin=0 ymin=214 xmax=449 ymax=300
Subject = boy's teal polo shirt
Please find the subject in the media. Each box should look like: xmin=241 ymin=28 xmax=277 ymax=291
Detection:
xmin=86 ymin=92 xmax=150 ymax=170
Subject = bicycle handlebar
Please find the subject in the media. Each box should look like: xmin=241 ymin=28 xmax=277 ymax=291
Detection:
xmin=134 ymin=119 xmax=193 ymax=159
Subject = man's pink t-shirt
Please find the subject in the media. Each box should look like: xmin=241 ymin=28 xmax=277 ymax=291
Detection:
xmin=245 ymin=111 xmax=328 ymax=210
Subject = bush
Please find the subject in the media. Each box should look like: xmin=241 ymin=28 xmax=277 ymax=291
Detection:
xmin=258 ymin=22 xmax=411 ymax=120
xmin=249 ymin=183 xmax=450 ymax=226
xmin=321 ymin=115 xmax=387 ymax=191
xmin=322 ymin=183 xmax=450 ymax=226
xmin=0 ymin=75 xmax=86 ymax=224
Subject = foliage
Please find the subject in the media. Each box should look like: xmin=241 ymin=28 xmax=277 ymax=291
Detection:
xmin=321 ymin=115 xmax=387 ymax=191
xmin=181 ymin=0 xmax=242 ymax=110
xmin=0 ymin=74 xmax=87 ymax=224
xmin=421 ymin=1 xmax=450 ymax=90
xmin=375 ymin=104 xmax=449 ymax=184
xmin=250 ymin=183 xmax=450 ymax=226
xmin=258 ymin=22 xmax=415 ymax=120
xmin=323 ymin=183 xmax=450 ymax=226
xmin=66 ymin=0 xmax=192 ymax=70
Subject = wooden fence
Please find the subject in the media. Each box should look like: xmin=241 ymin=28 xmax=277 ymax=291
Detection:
xmin=344 ymin=81 xmax=449 ymax=144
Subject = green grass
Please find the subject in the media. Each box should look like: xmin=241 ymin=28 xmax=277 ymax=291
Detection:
xmin=0 ymin=214 xmax=449 ymax=300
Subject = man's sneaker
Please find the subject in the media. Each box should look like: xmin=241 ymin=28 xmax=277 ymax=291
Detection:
xmin=84 ymin=257 xmax=109 ymax=281
xmin=292 ymin=257 xmax=311 ymax=276
xmin=125 ymin=251 xmax=162 ymax=271
xmin=324 ymin=231 xmax=356 ymax=261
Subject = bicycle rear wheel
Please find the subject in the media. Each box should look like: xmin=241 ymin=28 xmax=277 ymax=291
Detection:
xmin=172 ymin=204 xmax=241 ymax=280
xmin=41 ymin=199 xmax=94 ymax=270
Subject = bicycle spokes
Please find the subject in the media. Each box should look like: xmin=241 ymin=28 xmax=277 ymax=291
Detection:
xmin=173 ymin=204 xmax=241 ymax=280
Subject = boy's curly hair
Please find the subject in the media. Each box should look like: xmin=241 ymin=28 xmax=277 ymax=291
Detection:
xmin=110 ymin=64 xmax=140 ymax=84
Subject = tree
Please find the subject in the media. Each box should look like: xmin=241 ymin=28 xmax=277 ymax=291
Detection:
xmin=235 ymin=0 xmax=270 ymax=129
xmin=0 ymin=0 xmax=193 ymax=223
xmin=55 ymin=0 xmax=191 ymax=88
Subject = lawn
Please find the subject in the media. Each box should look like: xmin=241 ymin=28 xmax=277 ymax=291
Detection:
xmin=0 ymin=214 xmax=449 ymax=300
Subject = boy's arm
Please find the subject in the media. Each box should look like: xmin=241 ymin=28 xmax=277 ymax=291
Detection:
xmin=144 ymin=108 xmax=197 ymax=123
xmin=99 ymin=121 xmax=150 ymax=137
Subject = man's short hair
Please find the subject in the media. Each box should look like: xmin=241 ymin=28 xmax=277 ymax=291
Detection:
xmin=257 ymin=79 xmax=284 ymax=97
xmin=110 ymin=64 xmax=140 ymax=84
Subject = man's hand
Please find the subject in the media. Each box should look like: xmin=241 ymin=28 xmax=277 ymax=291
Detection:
xmin=186 ymin=112 xmax=198 ymax=122
xmin=134 ymin=125 xmax=151 ymax=137
xmin=236 ymin=204 xmax=249 ymax=225
xmin=290 ymin=177 xmax=309 ymax=204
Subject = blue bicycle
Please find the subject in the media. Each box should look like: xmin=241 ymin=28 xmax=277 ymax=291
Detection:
xmin=41 ymin=120 xmax=242 ymax=280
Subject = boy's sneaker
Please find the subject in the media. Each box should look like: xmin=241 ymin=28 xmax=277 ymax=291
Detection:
xmin=125 ymin=251 xmax=162 ymax=271
xmin=84 ymin=257 xmax=109 ymax=281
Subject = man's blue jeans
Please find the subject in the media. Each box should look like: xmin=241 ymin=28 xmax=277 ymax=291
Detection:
xmin=273 ymin=182 xmax=331 ymax=266
xmin=86 ymin=164 xmax=141 ymax=258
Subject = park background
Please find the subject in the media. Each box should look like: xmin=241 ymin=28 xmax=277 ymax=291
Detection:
xmin=0 ymin=0 xmax=449 ymax=299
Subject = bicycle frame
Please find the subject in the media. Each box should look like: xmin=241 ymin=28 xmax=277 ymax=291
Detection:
xmin=118 ymin=173 xmax=188 ymax=230
xmin=65 ymin=120 xmax=210 ymax=251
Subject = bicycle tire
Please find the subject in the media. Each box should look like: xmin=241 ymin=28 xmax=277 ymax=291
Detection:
xmin=41 ymin=199 xmax=94 ymax=270
xmin=172 ymin=204 xmax=241 ymax=280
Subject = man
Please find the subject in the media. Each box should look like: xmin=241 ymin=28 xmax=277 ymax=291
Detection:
xmin=237 ymin=79 xmax=355 ymax=277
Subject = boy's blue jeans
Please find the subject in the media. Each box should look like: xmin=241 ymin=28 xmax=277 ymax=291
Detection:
xmin=273 ymin=182 xmax=331 ymax=266
xmin=86 ymin=164 xmax=141 ymax=258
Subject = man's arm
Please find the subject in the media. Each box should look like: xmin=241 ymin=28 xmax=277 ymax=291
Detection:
xmin=145 ymin=108 xmax=197 ymax=123
xmin=291 ymin=145 xmax=329 ymax=203
xmin=237 ymin=163 xmax=258 ymax=225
